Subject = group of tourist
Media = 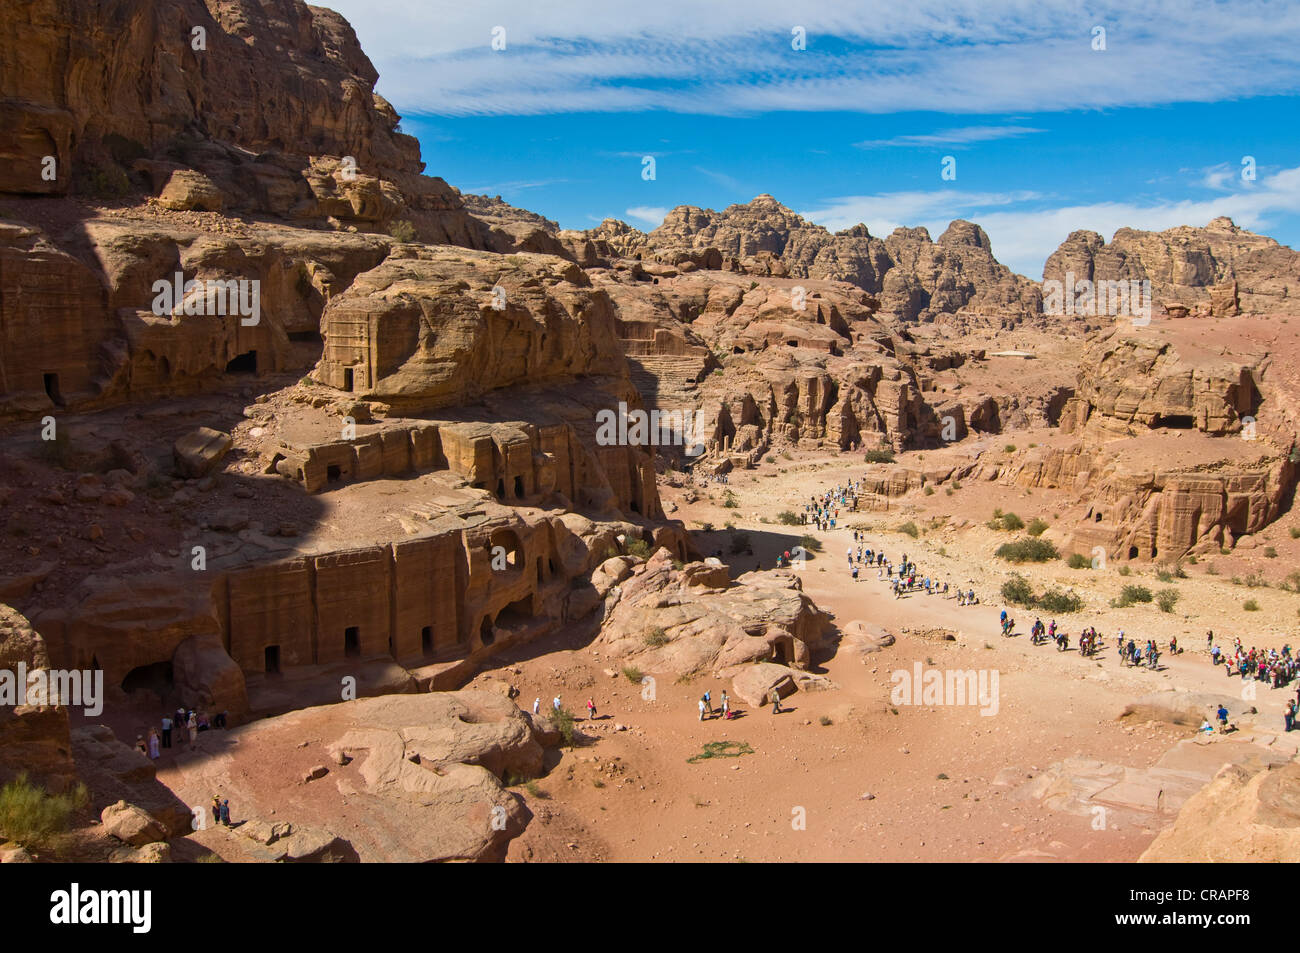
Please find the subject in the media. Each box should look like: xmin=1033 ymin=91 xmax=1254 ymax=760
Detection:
xmin=1212 ymin=635 xmax=1299 ymax=692
xmin=802 ymin=479 xmax=863 ymax=530
xmin=136 ymin=707 xmax=230 ymax=759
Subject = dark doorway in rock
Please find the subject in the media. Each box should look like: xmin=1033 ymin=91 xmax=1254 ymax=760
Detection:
xmin=225 ymin=351 xmax=257 ymax=374
xmin=1128 ymin=546 xmax=1139 ymax=560
xmin=264 ymin=645 xmax=281 ymax=675
xmin=344 ymin=626 xmax=360 ymax=658
xmin=480 ymin=616 xmax=495 ymax=646
xmin=421 ymin=626 xmax=433 ymax=656
xmin=496 ymin=478 xmax=507 ymax=500
xmin=342 ymin=367 xmax=354 ymax=391
xmin=327 ymin=464 xmax=342 ymax=483
xmin=43 ymin=372 xmax=64 ymax=406
xmin=514 ymin=475 xmax=525 ymax=498
xmin=1153 ymin=414 xmax=1195 ymax=429
xmin=772 ymin=639 xmax=792 ymax=666
xmin=121 ymin=661 xmax=173 ymax=695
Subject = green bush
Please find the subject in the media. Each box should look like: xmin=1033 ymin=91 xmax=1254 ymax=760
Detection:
xmin=1118 ymin=565 xmax=1131 ymax=577
xmin=550 ymin=706 xmax=577 ymax=747
xmin=1244 ymin=599 xmax=1260 ymax=612
xmin=863 ymin=449 xmax=895 ymax=464
xmin=1291 ymin=527 xmax=1300 ymax=539
xmin=799 ymin=534 xmax=822 ymax=552
xmin=1004 ymin=444 xmax=1017 ymax=453
xmin=1156 ymin=588 xmax=1180 ymax=613
xmin=622 ymin=665 xmax=643 ymax=683
xmin=1026 ymin=517 xmax=1049 ymax=537
xmin=1001 ymin=575 xmax=1035 ymax=607
xmin=898 ymin=521 xmax=920 ymax=539
xmin=995 ymin=538 xmax=1058 ymax=563
xmin=0 ymin=773 xmax=88 ymax=848
xmin=777 ymin=510 xmax=800 ymax=525
xmin=1067 ymin=553 xmax=1090 ymax=569
xmin=1036 ymin=588 xmax=1084 ymax=614
xmin=722 ymin=489 xmax=739 ymax=509
xmin=1264 ymin=546 xmax=1278 ymax=558
xmin=625 ymin=538 xmax=654 ymax=559
xmin=1112 ymin=584 xmax=1154 ymax=608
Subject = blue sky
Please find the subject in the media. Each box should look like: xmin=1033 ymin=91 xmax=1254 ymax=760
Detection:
xmin=325 ymin=0 xmax=1300 ymax=277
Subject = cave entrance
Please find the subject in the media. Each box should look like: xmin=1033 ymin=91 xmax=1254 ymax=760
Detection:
xmin=342 ymin=367 xmax=354 ymax=391
xmin=497 ymin=596 xmax=534 ymax=628
xmin=1128 ymin=546 xmax=1139 ymax=560
xmin=225 ymin=351 xmax=257 ymax=374
xmin=264 ymin=645 xmax=281 ymax=675
xmin=496 ymin=478 xmax=507 ymax=500
xmin=480 ymin=616 xmax=495 ymax=646
xmin=772 ymin=638 xmax=793 ymax=666
xmin=344 ymin=626 xmax=360 ymax=658
xmin=121 ymin=661 xmax=173 ymax=696
xmin=421 ymin=626 xmax=433 ymax=656
xmin=327 ymin=464 xmax=342 ymax=483
xmin=43 ymin=372 xmax=64 ymax=406
xmin=1153 ymin=414 xmax=1195 ymax=429
xmin=514 ymin=475 xmax=525 ymax=498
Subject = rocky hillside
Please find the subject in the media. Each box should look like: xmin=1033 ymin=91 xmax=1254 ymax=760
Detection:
xmin=1044 ymin=217 xmax=1300 ymax=316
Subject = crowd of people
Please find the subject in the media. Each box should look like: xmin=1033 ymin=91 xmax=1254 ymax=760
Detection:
xmin=801 ymin=478 xmax=863 ymax=530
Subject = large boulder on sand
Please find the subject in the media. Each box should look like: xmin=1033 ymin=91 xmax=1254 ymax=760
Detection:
xmin=729 ymin=662 xmax=838 ymax=708
xmin=172 ymin=427 xmax=232 ymax=478
xmin=100 ymin=800 xmax=167 ymax=846
xmin=172 ymin=632 xmax=248 ymax=718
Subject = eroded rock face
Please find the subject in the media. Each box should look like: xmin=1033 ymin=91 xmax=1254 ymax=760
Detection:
xmin=1044 ymin=218 xmax=1300 ymax=316
xmin=312 ymin=246 xmax=624 ymax=412
xmin=594 ymin=196 xmax=1040 ymax=324
xmin=1141 ymin=761 xmax=1300 ymax=862
xmin=0 ymin=604 xmax=74 ymax=791
xmin=596 ymin=549 xmax=830 ymax=677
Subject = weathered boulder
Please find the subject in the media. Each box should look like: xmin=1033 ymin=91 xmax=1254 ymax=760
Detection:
xmin=173 ymin=427 xmax=232 ymax=478
xmin=100 ymin=800 xmax=167 ymax=847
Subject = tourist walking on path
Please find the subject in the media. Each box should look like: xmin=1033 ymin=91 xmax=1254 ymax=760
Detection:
xmin=161 ymin=714 xmax=172 ymax=749
xmin=147 ymin=728 xmax=160 ymax=760
xmin=771 ymin=691 xmax=783 ymax=714
xmin=533 ymin=697 xmax=540 ymax=715
xmin=698 ymin=698 xmax=706 ymax=721
xmin=586 ymin=698 xmax=597 ymax=720
xmin=187 ymin=710 xmax=199 ymax=749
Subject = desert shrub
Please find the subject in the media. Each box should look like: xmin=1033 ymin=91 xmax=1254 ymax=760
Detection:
xmin=644 ymin=627 xmax=670 ymax=647
xmin=923 ymin=486 xmax=935 ymax=496
xmin=1156 ymin=569 xmax=1175 ymax=583
xmin=1118 ymin=565 xmax=1131 ymax=576
xmin=722 ymin=489 xmax=739 ymax=509
xmin=550 ymin=706 xmax=577 ymax=747
xmin=687 ymin=741 xmax=754 ymax=764
xmin=698 ymin=522 xmax=714 ymax=532
xmin=1036 ymin=588 xmax=1084 ymax=614
xmin=777 ymin=511 xmax=800 ymax=525
xmin=863 ymin=449 xmax=895 ymax=464
xmin=1264 ymin=546 xmax=1278 ymax=558
xmin=818 ymin=715 xmax=832 ymax=726
xmin=1244 ymin=599 xmax=1261 ymax=612
xmin=622 ymin=666 xmax=643 ymax=683
xmin=1112 ymin=584 xmax=1153 ymax=608
xmin=1067 ymin=553 xmax=1090 ymax=569
xmin=799 ymin=534 xmax=822 ymax=552
xmin=1291 ymin=527 xmax=1300 ymax=539
xmin=1026 ymin=517 xmax=1049 ymax=537
xmin=1004 ymin=444 xmax=1017 ymax=453
xmin=388 ymin=219 xmax=417 ymax=242
xmin=0 ymin=773 xmax=88 ymax=848
xmin=1205 ymin=563 xmax=1219 ymax=575
xmin=898 ymin=521 xmax=920 ymax=539
xmin=1156 ymin=588 xmax=1180 ymax=613
xmin=625 ymin=538 xmax=654 ymax=559
xmin=1001 ymin=574 xmax=1035 ymax=607
xmin=995 ymin=538 xmax=1058 ymax=563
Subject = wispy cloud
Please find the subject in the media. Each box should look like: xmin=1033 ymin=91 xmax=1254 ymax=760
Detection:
xmin=854 ymin=125 xmax=1046 ymax=150
xmin=328 ymin=0 xmax=1300 ymax=117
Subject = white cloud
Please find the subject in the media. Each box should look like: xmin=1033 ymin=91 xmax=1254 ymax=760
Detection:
xmin=800 ymin=165 xmax=1300 ymax=278
xmin=625 ymin=206 xmax=669 ymax=226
